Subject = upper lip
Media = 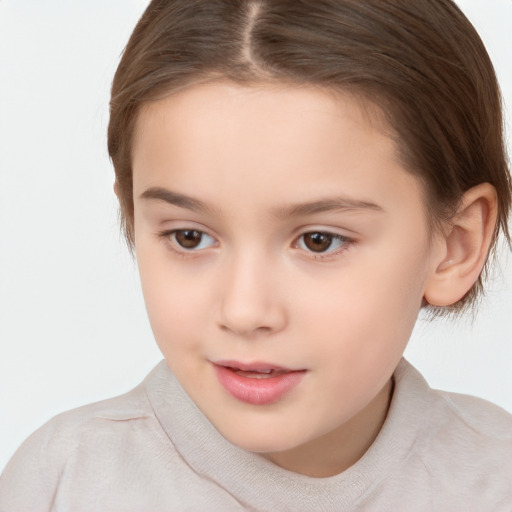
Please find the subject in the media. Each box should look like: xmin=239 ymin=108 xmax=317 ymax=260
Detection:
xmin=212 ymin=360 xmax=300 ymax=372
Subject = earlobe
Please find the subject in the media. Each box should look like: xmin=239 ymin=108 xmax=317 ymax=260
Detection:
xmin=113 ymin=180 xmax=120 ymax=198
xmin=423 ymin=183 xmax=497 ymax=307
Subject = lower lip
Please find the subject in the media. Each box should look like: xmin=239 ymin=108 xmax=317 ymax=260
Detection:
xmin=214 ymin=365 xmax=306 ymax=405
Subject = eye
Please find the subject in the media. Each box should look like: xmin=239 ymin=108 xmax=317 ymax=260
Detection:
xmin=169 ymin=229 xmax=217 ymax=251
xmin=296 ymin=231 xmax=349 ymax=254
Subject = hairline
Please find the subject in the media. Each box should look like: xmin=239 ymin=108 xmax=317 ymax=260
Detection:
xmin=127 ymin=74 xmax=444 ymax=240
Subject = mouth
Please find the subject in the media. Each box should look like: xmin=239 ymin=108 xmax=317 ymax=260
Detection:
xmin=217 ymin=360 xmax=295 ymax=376
xmin=228 ymin=368 xmax=288 ymax=379
xmin=212 ymin=360 xmax=307 ymax=405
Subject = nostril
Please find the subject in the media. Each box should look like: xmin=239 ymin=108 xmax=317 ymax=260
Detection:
xmin=219 ymin=323 xmax=274 ymax=337
xmin=217 ymin=270 xmax=287 ymax=336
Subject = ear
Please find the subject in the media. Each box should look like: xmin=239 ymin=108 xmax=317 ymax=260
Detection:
xmin=113 ymin=180 xmax=120 ymax=198
xmin=423 ymin=183 xmax=498 ymax=307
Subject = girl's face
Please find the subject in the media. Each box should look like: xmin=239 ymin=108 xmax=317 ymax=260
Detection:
xmin=132 ymin=82 xmax=443 ymax=476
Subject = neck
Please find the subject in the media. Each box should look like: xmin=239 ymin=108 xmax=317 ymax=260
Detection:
xmin=261 ymin=378 xmax=394 ymax=478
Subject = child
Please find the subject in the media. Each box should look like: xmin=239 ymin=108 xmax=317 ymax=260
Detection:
xmin=1 ymin=0 xmax=511 ymax=510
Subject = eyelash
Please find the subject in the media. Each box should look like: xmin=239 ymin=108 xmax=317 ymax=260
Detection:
xmin=157 ymin=229 xmax=353 ymax=260
xmin=294 ymin=231 xmax=352 ymax=260
xmin=157 ymin=229 xmax=217 ymax=257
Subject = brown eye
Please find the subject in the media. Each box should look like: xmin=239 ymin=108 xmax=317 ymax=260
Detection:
xmin=302 ymin=232 xmax=334 ymax=252
xmin=173 ymin=230 xmax=207 ymax=249
xmin=296 ymin=231 xmax=349 ymax=255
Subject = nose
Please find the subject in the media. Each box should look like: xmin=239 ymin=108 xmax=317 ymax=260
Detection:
xmin=217 ymin=250 xmax=287 ymax=337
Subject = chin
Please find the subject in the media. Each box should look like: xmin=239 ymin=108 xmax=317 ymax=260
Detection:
xmin=230 ymin=437 xmax=295 ymax=455
xmin=216 ymin=421 xmax=307 ymax=454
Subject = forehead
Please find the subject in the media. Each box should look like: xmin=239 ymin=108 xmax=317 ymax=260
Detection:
xmin=131 ymin=81 xmax=426 ymax=219
xmin=134 ymin=81 xmax=392 ymax=154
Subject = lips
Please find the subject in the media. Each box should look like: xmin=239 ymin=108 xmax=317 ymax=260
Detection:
xmin=213 ymin=361 xmax=306 ymax=405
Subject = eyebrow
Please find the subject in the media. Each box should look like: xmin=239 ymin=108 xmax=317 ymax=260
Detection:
xmin=272 ymin=197 xmax=383 ymax=218
xmin=140 ymin=187 xmax=213 ymax=214
xmin=140 ymin=186 xmax=383 ymax=217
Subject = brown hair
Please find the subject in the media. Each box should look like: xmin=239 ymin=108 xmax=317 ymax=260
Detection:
xmin=108 ymin=0 xmax=511 ymax=313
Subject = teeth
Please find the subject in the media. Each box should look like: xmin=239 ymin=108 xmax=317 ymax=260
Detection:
xmin=224 ymin=366 xmax=293 ymax=378
xmin=243 ymin=372 xmax=272 ymax=379
xmin=235 ymin=369 xmax=276 ymax=379
xmin=228 ymin=367 xmax=273 ymax=374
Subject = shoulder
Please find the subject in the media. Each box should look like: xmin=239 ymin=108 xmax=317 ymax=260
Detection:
xmin=0 ymin=367 xmax=164 ymax=511
xmin=423 ymin=385 xmax=512 ymax=463
xmin=378 ymin=360 xmax=512 ymax=510
xmin=436 ymin=388 xmax=512 ymax=441
xmin=23 ymin=376 xmax=155 ymax=456
xmin=402 ymin=363 xmax=512 ymax=508
xmin=394 ymin=359 xmax=512 ymax=448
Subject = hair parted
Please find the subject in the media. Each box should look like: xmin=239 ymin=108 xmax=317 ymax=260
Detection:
xmin=108 ymin=0 xmax=511 ymax=313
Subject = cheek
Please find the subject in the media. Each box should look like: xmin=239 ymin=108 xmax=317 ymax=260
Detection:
xmin=299 ymin=242 xmax=429 ymax=362
xmin=136 ymin=247 xmax=212 ymax=355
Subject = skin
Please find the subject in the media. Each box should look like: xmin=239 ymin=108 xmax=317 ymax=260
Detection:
xmin=130 ymin=81 xmax=472 ymax=477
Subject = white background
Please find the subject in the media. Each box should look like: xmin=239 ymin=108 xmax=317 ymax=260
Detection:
xmin=0 ymin=0 xmax=511 ymax=471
